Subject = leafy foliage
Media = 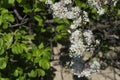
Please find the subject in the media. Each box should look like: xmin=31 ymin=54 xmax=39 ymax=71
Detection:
xmin=0 ymin=0 xmax=120 ymax=80
xmin=0 ymin=0 xmax=56 ymax=79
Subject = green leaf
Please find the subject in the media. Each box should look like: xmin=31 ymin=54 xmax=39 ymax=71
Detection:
xmin=39 ymin=59 xmax=50 ymax=70
xmin=40 ymin=0 xmax=46 ymax=2
xmin=14 ymin=32 xmax=21 ymax=40
xmin=4 ymin=33 xmax=13 ymax=49
xmin=63 ymin=19 xmax=70 ymax=24
xmin=43 ymin=52 xmax=51 ymax=60
xmin=13 ymin=69 xmax=19 ymax=77
xmin=0 ymin=78 xmax=9 ymax=80
xmin=37 ymin=69 xmax=45 ymax=77
xmin=56 ymin=25 xmax=65 ymax=32
xmin=0 ymin=39 xmax=5 ymax=55
xmin=23 ymin=5 xmax=32 ymax=13
xmin=8 ymin=0 xmax=15 ymax=4
xmin=41 ymin=28 xmax=46 ymax=32
xmin=16 ymin=44 xmax=24 ymax=54
xmin=0 ymin=16 xmax=3 ymax=25
xmin=34 ymin=15 xmax=43 ymax=26
xmin=23 ymin=35 xmax=35 ymax=40
xmin=12 ymin=44 xmax=24 ymax=54
xmin=7 ymin=14 xmax=15 ymax=22
xmin=3 ymin=14 xmax=14 ymax=23
xmin=53 ymin=18 xmax=65 ymax=24
xmin=26 ymin=53 xmax=32 ymax=60
xmin=12 ymin=45 xmax=17 ymax=54
xmin=0 ymin=39 xmax=3 ymax=48
xmin=3 ymin=22 xmax=9 ymax=29
xmin=40 ymin=50 xmax=51 ymax=60
xmin=34 ymin=8 xmax=41 ymax=12
xmin=0 ymin=47 xmax=5 ymax=55
xmin=33 ymin=49 xmax=40 ymax=57
xmin=91 ymin=8 xmax=97 ymax=13
xmin=0 ymin=58 xmax=7 ymax=69
xmin=75 ymin=0 xmax=82 ymax=7
xmin=55 ymin=34 xmax=62 ymax=40
xmin=38 ymin=43 xmax=44 ymax=49
xmin=1 ymin=8 xmax=8 ymax=14
xmin=34 ymin=57 xmax=40 ymax=63
xmin=16 ymin=76 xmax=25 ymax=80
xmin=28 ymin=70 xmax=37 ymax=78
xmin=118 ymin=9 xmax=120 ymax=15
xmin=14 ymin=67 xmax=23 ymax=77
xmin=16 ymin=0 xmax=22 ymax=3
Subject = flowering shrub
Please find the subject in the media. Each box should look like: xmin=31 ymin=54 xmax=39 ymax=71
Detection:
xmin=0 ymin=0 xmax=120 ymax=79
xmin=45 ymin=0 xmax=120 ymax=78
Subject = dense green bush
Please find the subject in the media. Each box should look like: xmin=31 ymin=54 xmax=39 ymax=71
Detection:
xmin=0 ymin=0 xmax=70 ymax=79
xmin=0 ymin=0 xmax=55 ymax=80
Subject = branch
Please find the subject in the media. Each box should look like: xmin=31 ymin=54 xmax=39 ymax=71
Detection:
xmin=13 ymin=8 xmax=23 ymax=20
xmin=10 ymin=18 xmax=28 ymax=27
xmin=44 ymin=20 xmax=54 ymax=24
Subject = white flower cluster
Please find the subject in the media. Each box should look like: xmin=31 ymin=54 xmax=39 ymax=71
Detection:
xmin=112 ymin=0 xmax=118 ymax=6
xmin=69 ymin=29 xmax=94 ymax=57
xmin=104 ymin=0 xmax=118 ymax=6
xmin=50 ymin=1 xmax=80 ymax=19
xmin=90 ymin=61 xmax=100 ymax=72
xmin=45 ymin=0 xmax=53 ymax=4
xmin=88 ymin=0 xmax=105 ymax=15
xmin=45 ymin=0 xmax=102 ymax=78
xmin=45 ymin=0 xmax=100 ymax=77
xmin=69 ymin=29 xmax=100 ymax=77
xmin=69 ymin=30 xmax=86 ymax=57
xmin=70 ymin=11 xmax=89 ymax=29
xmin=83 ymin=30 xmax=94 ymax=46
xmin=64 ymin=0 xmax=72 ymax=4
xmin=87 ymin=0 xmax=118 ymax=15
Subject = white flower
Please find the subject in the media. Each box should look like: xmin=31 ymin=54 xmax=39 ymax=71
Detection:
xmin=97 ymin=8 xmax=104 ymax=15
xmin=51 ymin=2 xmax=60 ymax=10
xmin=64 ymin=0 xmax=72 ymax=4
xmin=65 ymin=11 xmax=75 ymax=19
xmin=67 ymin=30 xmax=71 ymax=33
xmin=73 ymin=16 xmax=82 ymax=26
xmin=72 ymin=7 xmax=80 ymax=13
xmin=88 ymin=0 xmax=99 ymax=6
xmin=113 ymin=0 xmax=118 ymax=6
xmin=70 ymin=24 xmax=77 ymax=29
xmin=45 ymin=0 xmax=53 ymax=4
xmin=70 ymin=30 xmax=82 ymax=44
xmin=83 ymin=30 xmax=94 ymax=45
xmin=90 ymin=61 xmax=100 ymax=72
xmin=88 ymin=0 xmax=105 ymax=15
xmin=81 ymin=70 xmax=91 ymax=77
xmin=71 ymin=7 xmax=81 ymax=18
xmin=104 ymin=0 xmax=118 ymax=6
xmin=83 ymin=11 xmax=89 ymax=22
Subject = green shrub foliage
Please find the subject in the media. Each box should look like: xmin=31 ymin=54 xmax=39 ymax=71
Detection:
xmin=0 ymin=0 xmax=61 ymax=79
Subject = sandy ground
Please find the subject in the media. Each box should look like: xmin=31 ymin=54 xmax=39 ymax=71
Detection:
xmin=51 ymin=43 xmax=120 ymax=80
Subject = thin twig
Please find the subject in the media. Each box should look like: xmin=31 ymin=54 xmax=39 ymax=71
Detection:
xmin=13 ymin=8 xmax=23 ymax=20
xmin=10 ymin=19 xmax=28 ymax=27
xmin=21 ymin=15 xmax=28 ymax=23
xmin=44 ymin=20 xmax=54 ymax=24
